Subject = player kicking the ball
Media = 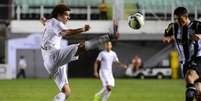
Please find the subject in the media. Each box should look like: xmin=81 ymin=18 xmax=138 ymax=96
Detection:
xmin=162 ymin=7 xmax=201 ymax=101
xmin=41 ymin=4 xmax=116 ymax=101
xmin=93 ymin=41 xmax=127 ymax=101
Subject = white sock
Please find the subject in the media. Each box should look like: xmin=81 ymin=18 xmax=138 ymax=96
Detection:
xmin=102 ymin=90 xmax=111 ymax=101
xmin=96 ymin=88 xmax=107 ymax=96
xmin=54 ymin=92 xmax=66 ymax=101
xmin=85 ymin=35 xmax=110 ymax=50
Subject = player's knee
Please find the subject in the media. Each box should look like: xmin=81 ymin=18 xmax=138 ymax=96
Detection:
xmin=106 ymin=86 xmax=112 ymax=91
xmin=185 ymin=75 xmax=194 ymax=84
xmin=185 ymin=70 xmax=199 ymax=83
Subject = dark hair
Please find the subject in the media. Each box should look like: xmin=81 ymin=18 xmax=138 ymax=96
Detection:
xmin=51 ymin=4 xmax=70 ymax=18
xmin=174 ymin=7 xmax=188 ymax=16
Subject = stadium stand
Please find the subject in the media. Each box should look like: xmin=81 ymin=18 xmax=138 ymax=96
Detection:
xmin=13 ymin=0 xmax=201 ymax=20
xmin=13 ymin=0 xmax=101 ymax=20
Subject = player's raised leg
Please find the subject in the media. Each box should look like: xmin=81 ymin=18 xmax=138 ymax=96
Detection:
xmin=76 ymin=34 xmax=115 ymax=56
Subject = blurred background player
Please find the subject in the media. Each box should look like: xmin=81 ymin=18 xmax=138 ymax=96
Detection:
xmin=17 ymin=56 xmax=27 ymax=79
xmin=41 ymin=4 xmax=116 ymax=101
xmin=162 ymin=7 xmax=201 ymax=101
xmin=93 ymin=41 xmax=127 ymax=101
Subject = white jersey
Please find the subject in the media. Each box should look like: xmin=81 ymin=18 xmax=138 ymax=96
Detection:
xmin=97 ymin=50 xmax=119 ymax=72
xmin=97 ymin=50 xmax=119 ymax=87
xmin=18 ymin=59 xmax=27 ymax=69
xmin=40 ymin=18 xmax=80 ymax=91
xmin=41 ymin=18 xmax=67 ymax=50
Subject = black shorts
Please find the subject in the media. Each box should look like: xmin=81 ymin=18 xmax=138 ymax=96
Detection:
xmin=183 ymin=57 xmax=201 ymax=77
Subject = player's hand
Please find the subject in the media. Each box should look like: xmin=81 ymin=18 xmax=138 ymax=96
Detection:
xmin=192 ymin=34 xmax=201 ymax=41
xmin=94 ymin=72 xmax=99 ymax=78
xmin=161 ymin=36 xmax=174 ymax=44
xmin=83 ymin=24 xmax=90 ymax=32
xmin=40 ymin=17 xmax=47 ymax=26
xmin=162 ymin=23 xmax=175 ymax=43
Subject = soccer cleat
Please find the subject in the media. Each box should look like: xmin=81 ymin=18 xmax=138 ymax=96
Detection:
xmin=93 ymin=94 xmax=101 ymax=101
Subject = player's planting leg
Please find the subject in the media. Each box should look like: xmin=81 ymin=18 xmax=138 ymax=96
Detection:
xmin=62 ymin=85 xmax=71 ymax=100
xmin=54 ymin=85 xmax=71 ymax=101
xmin=185 ymin=70 xmax=199 ymax=101
xmin=53 ymin=66 xmax=70 ymax=101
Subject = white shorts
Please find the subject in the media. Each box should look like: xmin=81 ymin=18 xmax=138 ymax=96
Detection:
xmin=99 ymin=70 xmax=115 ymax=87
xmin=41 ymin=44 xmax=79 ymax=90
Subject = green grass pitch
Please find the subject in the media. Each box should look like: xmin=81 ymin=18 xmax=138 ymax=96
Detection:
xmin=0 ymin=79 xmax=185 ymax=101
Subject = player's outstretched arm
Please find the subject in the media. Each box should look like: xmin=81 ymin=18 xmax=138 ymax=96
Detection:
xmin=94 ymin=60 xmax=100 ymax=78
xmin=39 ymin=18 xmax=90 ymax=38
xmin=60 ymin=24 xmax=90 ymax=38
xmin=115 ymin=61 xmax=127 ymax=69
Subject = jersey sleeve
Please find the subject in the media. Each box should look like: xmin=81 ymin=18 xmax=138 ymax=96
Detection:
xmin=97 ymin=52 xmax=103 ymax=61
xmin=164 ymin=23 xmax=174 ymax=37
xmin=53 ymin=22 xmax=67 ymax=36
xmin=113 ymin=52 xmax=119 ymax=62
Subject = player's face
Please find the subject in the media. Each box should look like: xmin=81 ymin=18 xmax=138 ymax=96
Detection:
xmin=59 ymin=11 xmax=70 ymax=24
xmin=105 ymin=42 xmax=112 ymax=51
xmin=174 ymin=15 xmax=188 ymax=26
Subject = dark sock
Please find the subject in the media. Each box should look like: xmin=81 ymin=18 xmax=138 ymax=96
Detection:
xmin=186 ymin=83 xmax=196 ymax=101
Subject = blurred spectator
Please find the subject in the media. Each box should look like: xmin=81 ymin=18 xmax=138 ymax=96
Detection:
xmin=99 ymin=0 xmax=108 ymax=20
xmin=17 ymin=56 xmax=27 ymax=79
xmin=131 ymin=56 xmax=143 ymax=72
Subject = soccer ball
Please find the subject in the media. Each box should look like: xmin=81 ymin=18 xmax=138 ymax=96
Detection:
xmin=128 ymin=12 xmax=145 ymax=30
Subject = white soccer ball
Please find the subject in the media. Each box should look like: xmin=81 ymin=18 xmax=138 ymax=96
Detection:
xmin=128 ymin=12 xmax=145 ymax=30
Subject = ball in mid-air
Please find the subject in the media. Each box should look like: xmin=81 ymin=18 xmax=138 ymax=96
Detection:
xmin=128 ymin=12 xmax=144 ymax=30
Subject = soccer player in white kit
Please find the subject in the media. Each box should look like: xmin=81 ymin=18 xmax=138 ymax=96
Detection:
xmin=41 ymin=4 xmax=115 ymax=101
xmin=93 ymin=41 xmax=127 ymax=101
